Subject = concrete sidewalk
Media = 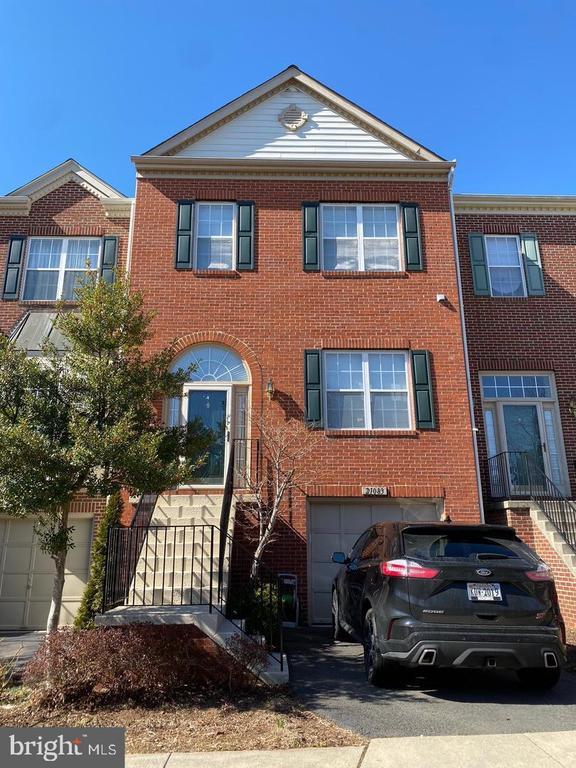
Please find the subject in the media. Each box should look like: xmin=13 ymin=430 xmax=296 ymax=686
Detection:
xmin=126 ymin=730 xmax=576 ymax=767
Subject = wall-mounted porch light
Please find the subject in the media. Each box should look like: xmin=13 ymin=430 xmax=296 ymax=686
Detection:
xmin=266 ymin=378 xmax=275 ymax=400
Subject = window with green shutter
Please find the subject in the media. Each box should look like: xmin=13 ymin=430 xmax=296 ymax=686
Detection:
xmin=304 ymin=349 xmax=323 ymax=426
xmin=2 ymin=236 xmax=26 ymax=300
xmin=411 ymin=350 xmax=435 ymax=429
xmin=401 ymin=203 xmax=423 ymax=271
xmin=470 ymin=233 xmax=544 ymax=297
xmin=237 ymin=202 xmax=255 ymax=270
xmin=175 ymin=200 xmax=194 ymax=269
xmin=303 ymin=203 xmax=320 ymax=271
xmin=100 ymin=236 xmax=118 ymax=283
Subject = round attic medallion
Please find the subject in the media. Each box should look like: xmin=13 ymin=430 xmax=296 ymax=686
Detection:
xmin=278 ymin=104 xmax=309 ymax=132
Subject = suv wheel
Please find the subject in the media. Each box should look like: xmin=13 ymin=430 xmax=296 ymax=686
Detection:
xmin=517 ymin=667 xmax=561 ymax=690
xmin=363 ymin=608 xmax=397 ymax=686
xmin=331 ymin=590 xmax=348 ymax=641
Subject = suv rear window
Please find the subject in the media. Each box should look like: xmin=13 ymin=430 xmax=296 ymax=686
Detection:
xmin=402 ymin=531 xmax=532 ymax=561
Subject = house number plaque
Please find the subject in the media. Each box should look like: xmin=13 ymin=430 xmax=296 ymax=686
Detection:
xmin=362 ymin=486 xmax=389 ymax=497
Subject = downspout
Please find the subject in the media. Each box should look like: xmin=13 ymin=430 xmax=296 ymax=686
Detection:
xmin=448 ymin=167 xmax=485 ymax=522
xmin=125 ymin=196 xmax=136 ymax=277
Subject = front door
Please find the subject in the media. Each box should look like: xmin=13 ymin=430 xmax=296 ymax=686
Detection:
xmin=187 ymin=388 xmax=230 ymax=485
xmin=502 ymin=404 xmax=545 ymax=493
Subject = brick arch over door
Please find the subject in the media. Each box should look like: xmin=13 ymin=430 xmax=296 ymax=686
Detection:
xmin=172 ymin=331 xmax=264 ymax=409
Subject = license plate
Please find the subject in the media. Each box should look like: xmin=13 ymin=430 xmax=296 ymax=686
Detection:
xmin=467 ymin=582 xmax=502 ymax=602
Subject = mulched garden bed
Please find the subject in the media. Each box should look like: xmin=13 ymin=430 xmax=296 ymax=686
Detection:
xmin=0 ymin=689 xmax=365 ymax=753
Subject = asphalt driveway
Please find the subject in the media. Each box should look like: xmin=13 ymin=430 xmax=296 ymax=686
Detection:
xmin=286 ymin=627 xmax=576 ymax=739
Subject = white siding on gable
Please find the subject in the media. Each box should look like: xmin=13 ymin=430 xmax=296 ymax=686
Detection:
xmin=175 ymin=88 xmax=412 ymax=161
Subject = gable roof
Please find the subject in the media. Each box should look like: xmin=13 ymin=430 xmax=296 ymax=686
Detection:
xmin=143 ymin=66 xmax=445 ymax=163
xmin=0 ymin=159 xmax=132 ymax=217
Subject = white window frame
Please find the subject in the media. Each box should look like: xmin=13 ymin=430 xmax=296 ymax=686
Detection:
xmin=319 ymin=203 xmax=404 ymax=272
xmin=484 ymin=234 xmax=527 ymax=298
xmin=22 ymin=237 xmax=102 ymax=302
xmin=323 ymin=350 xmax=412 ymax=431
xmin=193 ymin=202 xmax=237 ymax=271
xmin=480 ymin=371 xmax=570 ymax=494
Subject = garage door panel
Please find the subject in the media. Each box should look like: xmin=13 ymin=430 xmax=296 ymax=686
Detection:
xmin=29 ymin=578 xmax=53 ymax=600
xmin=339 ymin=505 xmax=374 ymax=532
xmin=0 ymin=574 xmax=30 ymax=598
xmin=0 ymin=603 xmax=25 ymax=627
xmin=311 ymin=592 xmax=332 ymax=625
xmin=309 ymin=499 xmax=442 ymax=624
xmin=3 ymin=548 xmax=33 ymax=573
xmin=309 ymin=506 xmax=336 ymax=532
xmin=7 ymin=521 xmax=36 ymax=544
xmin=310 ymin=532 xmax=342 ymax=562
xmin=0 ymin=516 xmax=93 ymax=630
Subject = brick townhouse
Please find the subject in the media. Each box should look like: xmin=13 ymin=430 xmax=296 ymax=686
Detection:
xmin=0 ymin=160 xmax=132 ymax=627
xmin=455 ymin=195 xmax=576 ymax=626
xmin=0 ymin=66 xmax=574 ymax=632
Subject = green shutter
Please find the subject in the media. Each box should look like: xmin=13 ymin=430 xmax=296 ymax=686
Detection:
xmin=304 ymin=350 xmax=323 ymax=426
xmin=303 ymin=203 xmax=319 ymax=271
xmin=411 ymin=350 xmax=435 ymax=429
xmin=237 ymin=202 xmax=254 ymax=270
xmin=468 ymin=233 xmax=490 ymax=296
xmin=100 ymin=236 xmax=118 ymax=283
xmin=520 ymin=233 xmax=545 ymax=296
xmin=401 ymin=204 xmax=423 ymax=271
xmin=175 ymin=200 xmax=194 ymax=269
xmin=2 ymin=236 xmax=26 ymax=300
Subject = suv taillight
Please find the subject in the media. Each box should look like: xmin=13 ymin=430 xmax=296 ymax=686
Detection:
xmin=525 ymin=563 xmax=553 ymax=582
xmin=380 ymin=559 xmax=440 ymax=579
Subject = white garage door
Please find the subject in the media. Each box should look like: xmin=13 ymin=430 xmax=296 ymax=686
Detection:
xmin=0 ymin=517 xmax=93 ymax=630
xmin=308 ymin=499 xmax=442 ymax=624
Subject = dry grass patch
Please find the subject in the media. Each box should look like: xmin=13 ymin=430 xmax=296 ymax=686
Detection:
xmin=0 ymin=689 xmax=365 ymax=753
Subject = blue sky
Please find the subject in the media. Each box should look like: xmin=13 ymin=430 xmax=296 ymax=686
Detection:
xmin=1 ymin=1 xmax=574 ymax=196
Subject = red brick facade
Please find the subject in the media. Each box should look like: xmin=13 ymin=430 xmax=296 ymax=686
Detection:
xmin=0 ymin=180 xmax=131 ymax=521
xmin=130 ymin=175 xmax=481 ymax=616
xmin=456 ymin=210 xmax=576 ymax=627
xmin=456 ymin=211 xmax=576 ymax=501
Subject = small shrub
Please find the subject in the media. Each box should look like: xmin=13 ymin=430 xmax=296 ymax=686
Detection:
xmin=227 ymin=579 xmax=281 ymax=646
xmin=0 ymin=641 xmax=22 ymax=696
xmin=225 ymin=633 xmax=269 ymax=687
xmin=74 ymin=493 xmax=123 ymax=629
xmin=25 ymin=624 xmax=261 ymax=708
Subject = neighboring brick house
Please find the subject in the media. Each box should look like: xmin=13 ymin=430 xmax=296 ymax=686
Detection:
xmin=455 ymin=195 xmax=576 ymax=626
xmin=129 ymin=66 xmax=481 ymax=623
xmin=0 ymin=159 xmax=132 ymax=628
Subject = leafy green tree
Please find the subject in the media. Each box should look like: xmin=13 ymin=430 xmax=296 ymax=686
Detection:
xmin=0 ymin=277 xmax=209 ymax=633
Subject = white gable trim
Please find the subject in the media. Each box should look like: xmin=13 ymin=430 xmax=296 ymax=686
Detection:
xmin=455 ymin=194 xmax=576 ymax=215
xmin=0 ymin=159 xmax=129 ymax=217
xmin=143 ymin=66 xmax=445 ymax=162
xmin=133 ymin=156 xmax=455 ymax=182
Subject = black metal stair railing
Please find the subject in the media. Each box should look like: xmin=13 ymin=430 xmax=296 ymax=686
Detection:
xmin=487 ymin=451 xmax=576 ymax=553
xmin=524 ymin=456 xmax=576 ymax=553
xmin=101 ymin=520 xmax=284 ymax=671
xmin=102 ymin=492 xmax=158 ymax=611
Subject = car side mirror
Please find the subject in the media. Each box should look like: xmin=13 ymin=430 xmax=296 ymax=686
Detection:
xmin=331 ymin=551 xmax=348 ymax=565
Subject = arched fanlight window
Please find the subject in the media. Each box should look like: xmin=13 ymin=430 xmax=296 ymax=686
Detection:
xmin=171 ymin=344 xmax=249 ymax=383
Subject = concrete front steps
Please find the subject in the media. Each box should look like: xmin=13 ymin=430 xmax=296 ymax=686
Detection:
xmin=96 ymin=605 xmax=288 ymax=686
xmin=128 ymin=492 xmax=234 ymax=606
xmin=530 ymin=504 xmax=576 ymax=577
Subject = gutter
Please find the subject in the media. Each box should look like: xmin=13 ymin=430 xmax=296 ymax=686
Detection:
xmin=448 ymin=168 xmax=485 ymax=522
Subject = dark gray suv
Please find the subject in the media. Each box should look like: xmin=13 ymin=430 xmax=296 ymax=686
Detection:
xmin=331 ymin=522 xmax=566 ymax=688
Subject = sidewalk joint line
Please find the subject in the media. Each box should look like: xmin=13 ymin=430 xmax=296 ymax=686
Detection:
xmin=357 ymin=742 xmax=370 ymax=768
xmin=523 ymin=733 xmax=565 ymax=767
